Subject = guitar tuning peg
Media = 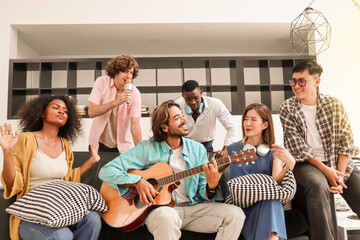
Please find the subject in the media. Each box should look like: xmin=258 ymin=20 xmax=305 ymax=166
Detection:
xmin=250 ymin=156 xmax=253 ymax=159
xmin=251 ymin=161 xmax=255 ymax=164
xmin=240 ymin=152 xmax=244 ymax=155
xmin=238 ymin=163 xmax=242 ymax=167
xmin=245 ymin=162 xmax=249 ymax=166
xmin=242 ymin=157 xmax=246 ymax=160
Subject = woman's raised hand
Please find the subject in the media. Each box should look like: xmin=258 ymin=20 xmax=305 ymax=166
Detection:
xmin=271 ymin=144 xmax=296 ymax=170
xmin=0 ymin=123 xmax=19 ymax=152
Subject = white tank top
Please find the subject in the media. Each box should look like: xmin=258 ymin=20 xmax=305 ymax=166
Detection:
xmin=29 ymin=136 xmax=68 ymax=191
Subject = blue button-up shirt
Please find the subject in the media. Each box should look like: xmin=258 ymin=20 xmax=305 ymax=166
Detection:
xmin=99 ymin=137 xmax=223 ymax=205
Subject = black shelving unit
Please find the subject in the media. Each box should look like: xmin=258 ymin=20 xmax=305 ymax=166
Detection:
xmin=8 ymin=56 xmax=315 ymax=119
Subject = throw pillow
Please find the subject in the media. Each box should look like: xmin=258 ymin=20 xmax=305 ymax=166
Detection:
xmin=225 ymin=169 xmax=296 ymax=208
xmin=6 ymin=180 xmax=108 ymax=228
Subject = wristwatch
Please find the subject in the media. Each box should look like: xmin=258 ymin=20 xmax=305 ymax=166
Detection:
xmin=207 ymin=185 xmax=217 ymax=195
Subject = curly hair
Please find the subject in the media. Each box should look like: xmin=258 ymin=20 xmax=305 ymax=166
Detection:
xmin=17 ymin=95 xmax=82 ymax=143
xmin=181 ymin=80 xmax=200 ymax=93
xmin=105 ymin=55 xmax=139 ymax=79
xmin=150 ymin=100 xmax=180 ymax=142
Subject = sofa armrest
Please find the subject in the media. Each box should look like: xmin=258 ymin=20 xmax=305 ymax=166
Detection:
xmin=0 ymin=189 xmax=16 ymax=240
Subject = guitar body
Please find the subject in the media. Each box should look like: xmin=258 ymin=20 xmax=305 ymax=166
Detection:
xmin=100 ymin=162 xmax=177 ymax=231
xmin=100 ymin=149 xmax=257 ymax=232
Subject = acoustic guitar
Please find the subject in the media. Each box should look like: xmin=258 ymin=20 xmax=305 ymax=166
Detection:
xmin=100 ymin=149 xmax=257 ymax=231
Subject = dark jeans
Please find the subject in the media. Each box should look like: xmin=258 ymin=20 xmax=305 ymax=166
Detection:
xmin=293 ymin=162 xmax=360 ymax=240
xmin=98 ymin=142 xmax=119 ymax=153
xmin=201 ymin=140 xmax=214 ymax=152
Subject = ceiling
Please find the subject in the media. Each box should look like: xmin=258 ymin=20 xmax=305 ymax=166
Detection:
xmin=13 ymin=23 xmax=296 ymax=57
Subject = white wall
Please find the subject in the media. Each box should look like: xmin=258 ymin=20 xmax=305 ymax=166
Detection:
xmin=0 ymin=1 xmax=360 ymax=181
xmin=17 ymin=37 xmax=41 ymax=59
xmin=316 ymin=2 xmax=360 ymax=146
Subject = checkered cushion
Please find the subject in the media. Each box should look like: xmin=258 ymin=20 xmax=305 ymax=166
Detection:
xmin=6 ymin=180 xmax=108 ymax=228
xmin=225 ymin=169 xmax=296 ymax=208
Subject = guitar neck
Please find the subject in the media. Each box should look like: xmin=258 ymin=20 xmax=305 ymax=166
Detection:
xmin=157 ymin=156 xmax=231 ymax=187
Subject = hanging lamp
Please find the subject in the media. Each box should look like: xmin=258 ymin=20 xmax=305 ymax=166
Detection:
xmin=290 ymin=1 xmax=331 ymax=55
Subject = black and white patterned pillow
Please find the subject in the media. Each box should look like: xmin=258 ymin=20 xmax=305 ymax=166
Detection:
xmin=225 ymin=169 xmax=296 ymax=208
xmin=6 ymin=180 xmax=108 ymax=228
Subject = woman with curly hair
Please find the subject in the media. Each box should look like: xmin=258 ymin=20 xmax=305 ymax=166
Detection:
xmin=88 ymin=55 xmax=142 ymax=154
xmin=0 ymin=95 xmax=101 ymax=240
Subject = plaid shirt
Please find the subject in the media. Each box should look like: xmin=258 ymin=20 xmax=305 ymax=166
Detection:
xmin=280 ymin=93 xmax=359 ymax=181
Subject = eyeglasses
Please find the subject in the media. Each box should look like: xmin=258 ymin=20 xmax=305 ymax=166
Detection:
xmin=288 ymin=78 xmax=314 ymax=87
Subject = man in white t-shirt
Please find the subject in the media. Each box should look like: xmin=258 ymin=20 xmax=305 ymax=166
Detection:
xmin=175 ymin=80 xmax=238 ymax=158
xmin=280 ymin=60 xmax=360 ymax=240
xmin=99 ymin=100 xmax=245 ymax=240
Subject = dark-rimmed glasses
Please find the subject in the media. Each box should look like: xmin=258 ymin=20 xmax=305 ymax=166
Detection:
xmin=289 ymin=78 xmax=314 ymax=87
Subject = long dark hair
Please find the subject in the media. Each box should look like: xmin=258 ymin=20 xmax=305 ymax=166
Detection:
xmin=17 ymin=95 xmax=82 ymax=143
xmin=242 ymin=103 xmax=275 ymax=147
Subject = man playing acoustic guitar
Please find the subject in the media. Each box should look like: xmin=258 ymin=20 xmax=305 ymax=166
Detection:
xmin=99 ymin=100 xmax=245 ymax=240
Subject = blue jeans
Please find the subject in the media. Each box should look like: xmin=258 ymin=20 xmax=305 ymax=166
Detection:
xmin=19 ymin=211 xmax=102 ymax=240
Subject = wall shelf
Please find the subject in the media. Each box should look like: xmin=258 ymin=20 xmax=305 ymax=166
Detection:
xmin=8 ymin=56 xmax=315 ymax=119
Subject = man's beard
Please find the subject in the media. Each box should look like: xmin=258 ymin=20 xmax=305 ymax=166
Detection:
xmin=168 ymin=123 xmax=188 ymax=137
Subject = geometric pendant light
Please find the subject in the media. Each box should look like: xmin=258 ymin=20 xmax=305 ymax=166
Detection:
xmin=290 ymin=6 xmax=331 ymax=55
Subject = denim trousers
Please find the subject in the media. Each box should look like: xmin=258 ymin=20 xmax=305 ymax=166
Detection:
xmin=19 ymin=211 xmax=102 ymax=240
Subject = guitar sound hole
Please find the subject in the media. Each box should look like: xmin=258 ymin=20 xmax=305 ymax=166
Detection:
xmin=147 ymin=178 xmax=160 ymax=191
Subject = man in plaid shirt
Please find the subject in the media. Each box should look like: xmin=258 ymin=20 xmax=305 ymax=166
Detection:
xmin=280 ymin=60 xmax=360 ymax=240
